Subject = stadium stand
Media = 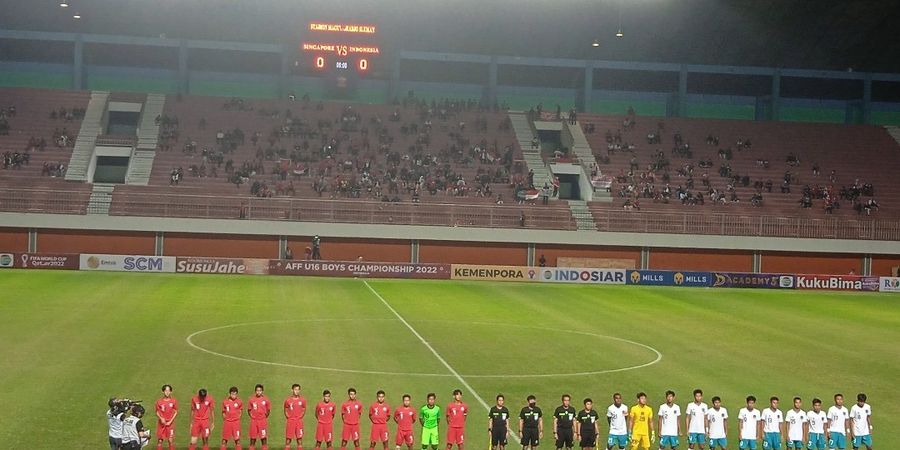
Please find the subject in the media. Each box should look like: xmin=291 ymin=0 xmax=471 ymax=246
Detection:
xmin=107 ymin=94 xmax=577 ymax=229
xmin=580 ymin=113 xmax=900 ymax=222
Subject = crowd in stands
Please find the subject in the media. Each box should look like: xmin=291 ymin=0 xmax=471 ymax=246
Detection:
xmin=0 ymin=103 xmax=74 ymax=177
xmin=585 ymin=109 xmax=881 ymax=216
xmin=159 ymin=93 xmax=526 ymax=204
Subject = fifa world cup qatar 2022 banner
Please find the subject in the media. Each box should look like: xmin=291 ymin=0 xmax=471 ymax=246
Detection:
xmin=270 ymin=260 xmax=451 ymax=279
xmin=0 ymin=253 xmax=80 ymax=270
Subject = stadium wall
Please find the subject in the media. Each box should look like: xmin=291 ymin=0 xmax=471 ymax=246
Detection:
xmin=3 ymin=213 xmax=900 ymax=275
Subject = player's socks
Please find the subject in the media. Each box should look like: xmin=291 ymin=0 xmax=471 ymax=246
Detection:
xmin=203 ymin=445 xmax=210 ymax=450
xmin=158 ymin=444 xmax=164 ymax=450
xmin=189 ymin=445 xmax=196 ymax=450
xmin=169 ymin=445 xmax=175 ymax=450
xmin=220 ymin=445 xmax=227 ymax=450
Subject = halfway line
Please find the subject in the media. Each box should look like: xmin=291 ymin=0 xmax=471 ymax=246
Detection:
xmin=363 ymin=280 xmax=491 ymax=411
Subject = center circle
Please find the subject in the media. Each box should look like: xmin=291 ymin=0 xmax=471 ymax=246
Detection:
xmin=186 ymin=319 xmax=661 ymax=378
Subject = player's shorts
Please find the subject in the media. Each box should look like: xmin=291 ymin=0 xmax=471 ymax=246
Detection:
xmin=709 ymin=438 xmax=727 ymax=449
xmin=807 ymin=432 xmax=826 ymax=449
xmin=157 ymin=422 xmax=175 ymax=440
xmin=688 ymin=433 xmax=707 ymax=445
xmin=316 ymin=423 xmax=334 ymax=442
xmin=222 ymin=420 xmax=242 ymax=441
xmin=343 ymin=424 xmax=361 ymax=441
xmin=286 ymin=418 xmax=304 ymax=440
xmin=851 ymin=435 xmax=872 ymax=448
xmin=629 ymin=433 xmax=650 ymax=450
xmin=421 ymin=427 xmax=440 ymax=446
xmin=607 ymin=434 xmax=628 ymax=449
xmin=828 ymin=433 xmax=847 ymax=449
xmin=660 ymin=435 xmax=680 ymax=448
xmin=395 ymin=428 xmax=414 ymax=447
xmin=447 ymin=426 xmax=465 ymax=445
xmin=579 ymin=431 xmax=596 ymax=448
xmin=190 ymin=419 xmax=211 ymax=438
xmin=250 ymin=418 xmax=268 ymax=440
xmin=763 ymin=432 xmax=782 ymax=449
xmin=522 ymin=428 xmax=540 ymax=447
xmin=739 ymin=439 xmax=758 ymax=450
xmin=122 ymin=441 xmax=143 ymax=450
xmin=556 ymin=428 xmax=574 ymax=448
xmin=109 ymin=436 xmax=123 ymax=450
xmin=786 ymin=441 xmax=804 ymax=449
xmin=371 ymin=423 xmax=389 ymax=442
xmin=491 ymin=427 xmax=508 ymax=446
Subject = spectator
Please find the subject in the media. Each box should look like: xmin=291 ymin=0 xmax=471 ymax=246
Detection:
xmin=538 ymin=254 xmax=546 ymax=267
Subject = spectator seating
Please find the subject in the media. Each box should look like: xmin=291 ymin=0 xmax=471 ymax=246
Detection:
xmin=580 ymin=114 xmax=900 ymax=221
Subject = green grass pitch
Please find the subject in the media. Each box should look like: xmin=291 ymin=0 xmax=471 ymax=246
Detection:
xmin=0 ymin=270 xmax=897 ymax=449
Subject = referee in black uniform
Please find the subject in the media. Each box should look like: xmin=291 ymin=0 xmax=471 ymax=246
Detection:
xmin=519 ymin=395 xmax=543 ymax=450
xmin=553 ymin=394 xmax=576 ymax=450
xmin=575 ymin=398 xmax=598 ymax=450
xmin=489 ymin=394 xmax=511 ymax=450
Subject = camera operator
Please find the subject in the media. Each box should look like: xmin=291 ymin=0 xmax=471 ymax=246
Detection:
xmin=122 ymin=404 xmax=152 ymax=449
xmin=108 ymin=398 xmax=126 ymax=450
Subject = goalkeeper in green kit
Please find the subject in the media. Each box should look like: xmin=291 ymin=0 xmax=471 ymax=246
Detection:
xmin=420 ymin=393 xmax=442 ymax=450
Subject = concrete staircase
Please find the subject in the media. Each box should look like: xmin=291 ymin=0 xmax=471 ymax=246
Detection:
xmin=509 ymin=112 xmax=551 ymax=188
xmin=65 ymin=91 xmax=109 ymax=182
xmin=566 ymin=120 xmax=612 ymax=202
xmin=126 ymin=93 xmax=166 ymax=185
xmin=887 ymin=126 xmax=900 ymax=146
xmin=87 ymin=183 xmax=115 ymax=215
xmin=567 ymin=200 xmax=598 ymax=231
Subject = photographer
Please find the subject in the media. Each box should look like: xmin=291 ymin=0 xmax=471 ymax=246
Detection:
xmin=122 ymin=405 xmax=151 ymax=449
xmin=108 ymin=398 xmax=126 ymax=450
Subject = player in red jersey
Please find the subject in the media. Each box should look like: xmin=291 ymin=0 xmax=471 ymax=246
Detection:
xmin=221 ymin=386 xmax=244 ymax=450
xmin=156 ymin=384 xmax=178 ymax=450
xmin=446 ymin=390 xmax=468 ymax=450
xmin=189 ymin=388 xmax=215 ymax=450
xmin=315 ymin=390 xmax=337 ymax=450
xmin=341 ymin=388 xmax=364 ymax=450
xmin=248 ymin=384 xmax=272 ymax=450
xmin=369 ymin=390 xmax=392 ymax=450
xmin=284 ymin=384 xmax=307 ymax=450
xmin=393 ymin=394 xmax=418 ymax=450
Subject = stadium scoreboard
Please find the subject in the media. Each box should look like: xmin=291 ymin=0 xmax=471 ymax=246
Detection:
xmin=301 ymin=22 xmax=380 ymax=75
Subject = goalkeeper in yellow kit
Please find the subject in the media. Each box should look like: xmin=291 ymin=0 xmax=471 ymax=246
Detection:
xmin=627 ymin=393 xmax=655 ymax=450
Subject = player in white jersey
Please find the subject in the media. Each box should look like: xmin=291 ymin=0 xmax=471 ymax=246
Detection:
xmin=657 ymin=391 xmax=681 ymax=450
xmin=806 ymin=399 xmax=828 ymax=450
xmin=826 ymin=394 xmax=850 ymax=450
xmin=784 ymin=397 xmax=807 ymax=449
xmin=738 ymin=396 xmax=761 ymax=450
xmin=705 ymin=397 xmax=728 ymax=450
xmin=760 ymin=397 xmax=784 ymax=450
xmin=684 ymin=389 xmax=708 ymax=450
xmin=606 ymin=393 xmax=629 ymax=450
xmin=849 ymin=393 xmax=872 ymax=450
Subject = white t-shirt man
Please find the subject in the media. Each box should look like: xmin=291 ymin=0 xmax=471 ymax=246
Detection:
xmin=658 ymin=404 xmax=681 ymax=436
xmin=761 ymin=408 xmax=783 ymax=433
xmin=706 ymin=408 xmax=728 ymax=440
xmin=607 ymin=404 xmax=629 ymax=436
xmin=685 ymin=402 xmax=708 ymax=435
xmin=785 ymin=409 xmax=807 ymax=441
xmin=807 ymin=410 xmax=827 ymax=434
xmin=827 ymin=405 xmax=849 ymax=434
xmin=850 ymin=404 xmax=872 ymax=437
xmin=738 ymin=408 xmax=761 ymax=440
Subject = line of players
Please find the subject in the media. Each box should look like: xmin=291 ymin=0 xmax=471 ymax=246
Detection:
xmin=137 ymin=384 xmax=875 ymax=450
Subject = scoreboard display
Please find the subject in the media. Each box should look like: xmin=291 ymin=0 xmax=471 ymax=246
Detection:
xmin=301 ymin=22 xmax=380 ymax=75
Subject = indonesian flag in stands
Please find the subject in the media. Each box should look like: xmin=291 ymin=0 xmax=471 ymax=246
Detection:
xmin=524 ymin=189 xmax=541 ymax=200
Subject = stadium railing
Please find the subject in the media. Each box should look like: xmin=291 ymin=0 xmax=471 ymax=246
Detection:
xmin=3 ymin=188 xmax=899 ymax=239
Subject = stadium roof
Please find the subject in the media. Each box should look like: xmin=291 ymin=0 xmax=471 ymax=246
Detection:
xmin=1 ymin=0 xmax=899 ymax=73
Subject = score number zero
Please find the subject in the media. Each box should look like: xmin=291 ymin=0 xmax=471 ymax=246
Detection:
xmin=314 ymin=55 xmax=369 ymax=71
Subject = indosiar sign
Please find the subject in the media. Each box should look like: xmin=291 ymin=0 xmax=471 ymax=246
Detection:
xmin=539 ymin=268 xmax=626 ymax=284
xmin=626 ymin=270 xmax=712 ymax=287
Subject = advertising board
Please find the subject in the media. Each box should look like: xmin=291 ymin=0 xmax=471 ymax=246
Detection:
xmin=450 ymin=265 xmax=538 ymax=282
xmin=795 ymin=274 xmax=879 ymax=291
xmin=176 ymin=257 xmax=269 ymax=275
xmin=711 ymin=272 xmax=795 ymax=289
xmin=626 ymin=270 xmax=712 ymax=287
xmin=538 ymin=267 xmax=626 ymax=284
xmin=79 ymin=254 xmax=176 ymax=273
xmin=272 ymin=260 xmax=450 ymax=279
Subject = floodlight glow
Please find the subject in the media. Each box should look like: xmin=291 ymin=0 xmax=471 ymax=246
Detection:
xmin=73 ymin=14 xmax=81 ymax=19
xmin=616 ymin=29 xmax=623 ymax=38
xmin=60 ymin=2 xmax=69 ymax=8
xmin=592 ymin=39 xmax=600 ymax=47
